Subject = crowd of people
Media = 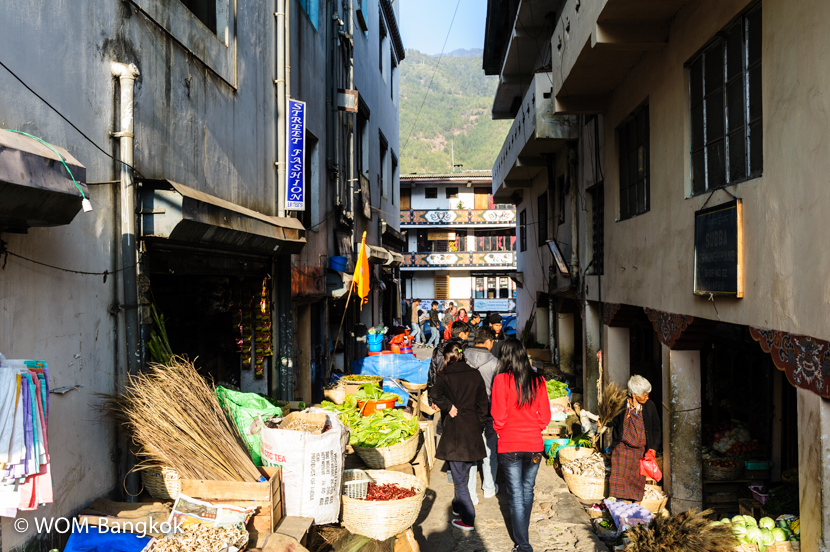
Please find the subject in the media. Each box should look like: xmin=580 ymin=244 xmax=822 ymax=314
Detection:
xmin=402 ymin=299 xmax=660 ymax=552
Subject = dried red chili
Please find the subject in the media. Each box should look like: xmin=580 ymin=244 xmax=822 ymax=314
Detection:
xmin=364 ymin=483 xmax=416 ymax=501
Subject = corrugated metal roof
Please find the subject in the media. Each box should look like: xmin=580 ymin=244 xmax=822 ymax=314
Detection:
xmin=400 ymin=170 xmax=492 ymax=181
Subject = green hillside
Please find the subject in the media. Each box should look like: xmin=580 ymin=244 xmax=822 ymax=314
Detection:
xmin=399 ymin=49 xmax=511 ymax=174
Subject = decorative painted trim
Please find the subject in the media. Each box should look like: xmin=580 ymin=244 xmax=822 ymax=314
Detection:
xmin=644 ymin=308 xmax=694 ymax=349
xmin=400 ymin=209 xmax=516 ymax=226
xmin=750 ymin=327 xmax=830 ymax=399
xmin=403 ymin=251 xmax=517 ymax=268
xmin=602 ymin=303 xmax=621 ymax=326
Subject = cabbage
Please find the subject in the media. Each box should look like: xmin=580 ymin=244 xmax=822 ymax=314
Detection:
xmin=746 ymin=526 xmax=762 ymax=543
xmin=772 ymin=528 xmax=788 ymax=542
xmin=732 ymin=524 xmax=747 ymax=538
xmin=760 ymin=528 xmax=776 ymax=545
xmin=711 ymin=521 xmax=722 ymax=526
xmin=759 ymin=517 xmax=775 ymax=529
xmin=721 ymin=518 xmax=731 ymax=524
xmin=744 ymin=515 xmax=758 ymax=526
xmin=732 ymin=515 xmax=747 ymax=524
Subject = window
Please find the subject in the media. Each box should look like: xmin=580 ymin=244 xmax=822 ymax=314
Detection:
xmin=182 ymin=0 xmax=218 ymax=34
xmin=519 ymin=209 xmax=527 ymax=252
xmin=379 ymin=132 xmax=389 ymax=198
xmin=537 ymin=191 xmax=548 ymax=244
xmin=446 ymin=187 xmax=459 ymax=199
xmin=357 ymin=115 xmax=369 ymax=176
xmin=499 ymin=278 xmax=509 ymax=299
xmin=299 ymin=133 xmax=319 ymax=229
xmin=434 ymin=275 xmax=449 ymax=299
xmin=618 ymin=103 xmax=650 ymax=220
xmin=355 ymin=0 xmax=369 ymax=31
xmin=297 ymin=0 xmax=319 ymax=30
xmin=391 ymin=48 xmax=397 ymax=101
xmin=425 ymin=187 xmax=437 ymax=199
xmin=475 ymin=277 xmax=485 ymax=299
xmin=379 ymin=11 xmax=387 ymax=78
xmin=689 ymin=6 xmax=762 ymax=194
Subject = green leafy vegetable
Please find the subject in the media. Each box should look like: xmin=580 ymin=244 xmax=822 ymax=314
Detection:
xmin=546 ymin=379 xmax=569 ymax=400
xmin=321 ymin=397 xmax=417 ymax=448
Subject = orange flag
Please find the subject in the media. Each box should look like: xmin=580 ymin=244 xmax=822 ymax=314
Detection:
xmin=353 ymin=232 xmax=370 ymax=310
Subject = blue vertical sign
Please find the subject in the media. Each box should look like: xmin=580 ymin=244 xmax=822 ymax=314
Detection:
xmin=286 ymin=99 xmax=306 ymax=211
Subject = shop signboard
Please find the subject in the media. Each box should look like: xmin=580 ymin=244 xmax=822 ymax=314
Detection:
xmin=694 ymin=199 xmax=743 ymax=297
xmin=474 ymin=299 xmax=516 ymax=312
xmin=286 ymin=99 xmax=306 ymax=211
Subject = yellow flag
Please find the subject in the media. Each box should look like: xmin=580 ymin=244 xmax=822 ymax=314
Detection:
xmin=353 ymin=232 xmax=370 ymax=310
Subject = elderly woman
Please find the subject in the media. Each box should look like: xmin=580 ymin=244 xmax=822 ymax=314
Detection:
xmin=609 ymin=375 xmax=662 ymax=503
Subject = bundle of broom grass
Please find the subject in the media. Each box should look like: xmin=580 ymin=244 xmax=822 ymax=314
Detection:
xmin=102 ymin=356 xmax=261 ymax=482
xmin=626 ymin=508 xmax=738 ymax=552
xmin=593 ymin=382 xmax=629 ymax=449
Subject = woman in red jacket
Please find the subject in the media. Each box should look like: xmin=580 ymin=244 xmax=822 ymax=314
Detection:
xmin=491 ymin=338 xmax=551 ymax=552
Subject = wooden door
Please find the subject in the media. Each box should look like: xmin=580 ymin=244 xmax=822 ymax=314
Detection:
xmin=401 ymin=187 xmax=411 ymax=210
xmin=474 ymin=187 xmax=490 ymax=209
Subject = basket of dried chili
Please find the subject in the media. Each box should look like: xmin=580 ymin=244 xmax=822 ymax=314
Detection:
xmin=341 ymin=469 xmax=426 ymax=541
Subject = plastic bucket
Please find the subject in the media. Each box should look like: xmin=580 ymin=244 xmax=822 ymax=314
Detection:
xmin=329 ymin=256 xmax=348 ymax=272
xmin=368 ymin=342 xmax=383 ymax=353
xmin=390 ymin=344 xmax=401 ymax=354
xmin=367 ymin=334 xmax=384 ymax=345
xmin=359 ymin=399 xmax=397 ymax=416
xmin=544 ymin=438 xmax=571 ymax=456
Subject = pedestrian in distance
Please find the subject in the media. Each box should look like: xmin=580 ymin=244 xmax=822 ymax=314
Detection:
xmin=608 ymin=375 xmax=661 ymax=504
xmin=491 ymin=338 xmax=551 ymax=552
xmin=462 ymin=325 xmax=500 ymax=500
xmin=407 ymin=298 xmax=423 ymax=345
xmin=427 ymin=321 xmax=471 ymax=398
xmin=426 ymin=301 xmax=442 ymax=349
xmin=444 ymin=307 xmax=469 ymax=341
xmin=431 ymin=342 xmax=490 ymax=532
xmin=488 ymin=313 xmax=506 ymax=358
xmin=467 ymin=312 xmax=482 ymax=347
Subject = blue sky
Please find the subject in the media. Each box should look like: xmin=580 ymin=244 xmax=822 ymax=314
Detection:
xmin=399 ymin=0 xmax=487 ymax=55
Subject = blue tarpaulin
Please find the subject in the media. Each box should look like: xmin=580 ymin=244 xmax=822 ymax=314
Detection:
xmin=64 ymin=527 xmax=152 ymax=552
xmin=351 ymin=353 xmax=430 ymax=384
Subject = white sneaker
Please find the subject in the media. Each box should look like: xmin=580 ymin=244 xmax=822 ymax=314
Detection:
xmin=484 ymin=484 xmax=499 ymax=498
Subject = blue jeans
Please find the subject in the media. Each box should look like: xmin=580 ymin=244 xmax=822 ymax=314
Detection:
xmin=425 ymin=325 xmax=441 ymax=347
xmin=499 ymin=452 xmax=542 ymax=552
xmin=480 ymin=420 xmax=499 ymax=495
xmin=410 ymin=323 xmax=422 ymax=344
xmin=449 ymin=461 xmax=475 ymax=526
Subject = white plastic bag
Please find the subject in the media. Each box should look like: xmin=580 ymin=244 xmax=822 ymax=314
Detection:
xmin=257 ymin=408 xmax=348 ymax=524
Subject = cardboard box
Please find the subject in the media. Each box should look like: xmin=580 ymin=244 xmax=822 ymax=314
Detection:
xmin=394 ymin=529 xmax=421 ymax=552
xmin=278 ymin=412 xmax=327 ymax=434
xmin=179 ymin=466 xmax=282 ymax=537
xmin=385 ymin=443 xmax=429 ymax=486
xmin=419 ymin=421 xmax=436 ymax=468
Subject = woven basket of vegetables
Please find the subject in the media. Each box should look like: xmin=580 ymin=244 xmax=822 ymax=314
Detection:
xmin=355 ymin=432 xmax=420 ymax=469
xmin=341 ymin=470 xmax=426 ymax=541
xmin=704 ymin=458 xmax=743 ymax=481
xmin=558 ymin=446 xmax=594 ymax=464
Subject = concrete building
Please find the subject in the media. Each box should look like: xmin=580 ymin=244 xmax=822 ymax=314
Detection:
xmin=485 ymin=0 xmax=830 ymax=546
xmin=399 ymin=171 xmax=517 ymax=321
xmin=0 ymin=0 xmax=402 ymax=549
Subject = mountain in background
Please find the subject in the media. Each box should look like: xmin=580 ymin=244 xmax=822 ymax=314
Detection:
xmin=399 ymin=49 xmax=511 ymax=175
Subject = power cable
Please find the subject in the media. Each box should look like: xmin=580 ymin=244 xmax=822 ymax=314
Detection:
xmin=0 ymin=240 xmax=133 ymax=283
xmin=400 ymin=0 xmax=463 ymax=154
xmin=3 ymin=130 xmax=86 ymax=200
xmin=0 ymin=58 xmax=147 ymax=181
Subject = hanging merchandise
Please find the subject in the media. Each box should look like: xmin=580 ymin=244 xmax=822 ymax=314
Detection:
xmin=0 ymin=353 xmax=53 ymax=518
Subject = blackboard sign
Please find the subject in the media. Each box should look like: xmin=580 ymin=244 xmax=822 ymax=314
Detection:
xmin=694 ymin=199 xmax=743 ymax=297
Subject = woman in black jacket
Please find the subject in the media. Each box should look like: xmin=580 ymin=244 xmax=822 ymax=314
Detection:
xmin=431 ymin=342 xmax=489 ymax=532
xmin=609 ymin=375 xmax=662 ymax=503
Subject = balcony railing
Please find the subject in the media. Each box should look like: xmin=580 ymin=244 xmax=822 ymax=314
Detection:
xmin=400 ymin=208 xmax=516 ymax=227
xmin=401 ymin=251 xmax=517 ymax=270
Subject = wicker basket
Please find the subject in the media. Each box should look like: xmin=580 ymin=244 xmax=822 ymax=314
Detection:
xmin=343 ymin=469 xmax=375 ymax=499
xmin=324 ymin=382 xmax=347 ymax=405
xmin=703 ymin=461 xmax=743 ymax=481
xmin=420 ymin=391 xmax=438 ymax=415
xmin=398 ymin=380 xmax=427 ymax=392
xmin=341 ymin=470 xmax=426 ymax=541
xmin=141 ymin=466 xmax=181 ymax=500
xmin=558 ymin=446 xmax=594 ymax=465
xmin=355 ymin=432 xmax=419 ymax=469
xmin=766 ymin=542 xmax=800 ymax=552
xmin=641 ymin=484 xmax=668 ymax=514
xmin=735 ymin=545 xmax=760 ymax=552
xmin=562 ymin=472 xmax=608 ymax=501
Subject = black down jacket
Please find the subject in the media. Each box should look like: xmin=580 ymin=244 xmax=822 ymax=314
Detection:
xmin=431 ymin=361 xmax=489 ymax=462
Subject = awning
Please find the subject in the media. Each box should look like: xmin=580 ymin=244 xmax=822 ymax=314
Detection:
xmin=0 ymin=129 xmax=88 ymax=231
xmin=141 ymin=180 xmax=306 ymax=256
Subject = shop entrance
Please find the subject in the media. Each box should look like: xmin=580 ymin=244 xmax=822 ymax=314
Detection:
xmin=143 ymin=246 xmax=278 ymax=395
xmin=700 ymin=323 xmax=799 ymax=518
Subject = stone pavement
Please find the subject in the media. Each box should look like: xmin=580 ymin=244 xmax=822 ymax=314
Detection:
xmin=412 ymin=458 xmax=606 ymax=552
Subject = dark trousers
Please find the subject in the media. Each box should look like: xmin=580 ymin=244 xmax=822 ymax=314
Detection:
xmin=499 ymin=452 xmax=542 ymax=552
xmin=449 ymin=461 xmax=475 ymax=526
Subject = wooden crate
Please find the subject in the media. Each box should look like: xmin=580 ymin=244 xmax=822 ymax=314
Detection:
xmin=738 ymin=498 xmax=764 ymax=518
xmin=179 ymin=466 xmax=282 ymax=536
xmin=386 ymin=441 xmax=430 ymax=486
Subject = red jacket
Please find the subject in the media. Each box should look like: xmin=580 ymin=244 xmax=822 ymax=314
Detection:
xmin=491 ymin=373 xmax=551 ymax=453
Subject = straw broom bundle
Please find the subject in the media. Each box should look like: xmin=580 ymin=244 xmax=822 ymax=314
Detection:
xmin=103 ymin=356 xmax=261 ymax=483
xmin=626 ymin=509 xmax=738 ymax=552
xmin=592 ymin=382 xmax=629 ymax=450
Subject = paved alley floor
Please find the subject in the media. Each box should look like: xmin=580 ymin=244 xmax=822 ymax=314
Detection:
xmin=413 ymin=458 xmax=606 ymax=552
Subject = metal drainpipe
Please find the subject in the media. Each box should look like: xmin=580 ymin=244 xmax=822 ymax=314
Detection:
xmin=276 ymin=0 xmax=287 ymax=216
xmin=569 ymin=145 xmax=579 ymax=278
xmin=111 ymin=61 xmax=141 ymax=500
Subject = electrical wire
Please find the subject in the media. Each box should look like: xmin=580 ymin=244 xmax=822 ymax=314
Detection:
xmin=0 ymin=58 xmax=147 ymax=181
xmin=0 ymin=242 xmax=133 ymax=283
xmin=3 ymin=129 xmax=86 ymax=199
xmin=399 ymin=0 xmax=463 ymax=155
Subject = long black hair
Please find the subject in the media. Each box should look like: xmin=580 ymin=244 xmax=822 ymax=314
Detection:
xmin=496 ymin=338 xmax=545 ymax=407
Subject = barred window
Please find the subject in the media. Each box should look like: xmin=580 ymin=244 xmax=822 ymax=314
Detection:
xmin=618 ymin=103 xmax=650 ymax=220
